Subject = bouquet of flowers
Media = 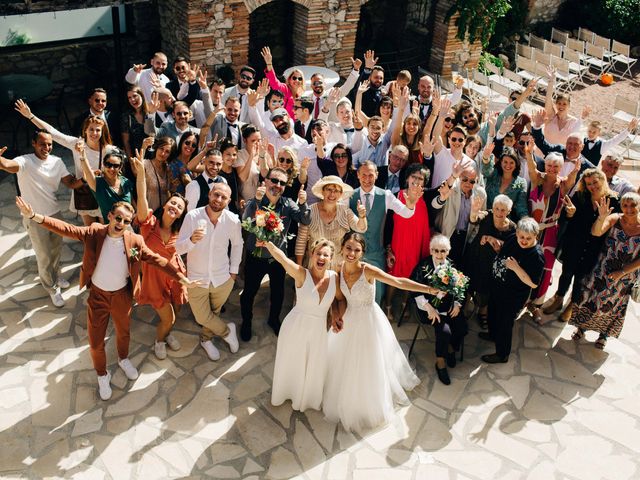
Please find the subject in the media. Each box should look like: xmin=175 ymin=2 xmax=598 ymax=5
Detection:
xmin=425 ymin=263 xmax=469 ymax=307
xmin=241 ymin=206 xmax=286 ymax=257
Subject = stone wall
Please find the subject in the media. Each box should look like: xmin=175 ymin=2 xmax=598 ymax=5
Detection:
xmin=527 ymin=0 xmax=565 ymax=25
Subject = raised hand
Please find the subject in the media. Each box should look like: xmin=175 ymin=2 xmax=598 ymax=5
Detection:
xmin=454 ymin=74 xmax=465 ymax=90
xmin=15 ymin=196 xmax=35 ymax=218
xmin=498 ymin=115 xmax=515 ymax=136
xmin=74 ymin=138 xmax=86 ymax=155
xmin=581 ymin=105 xmax=592 ymax=120
xmin=563 ymin=195 xmax=576 ymax=216
xmin=596 ymin=196 xmax=612 ymax=218
xmin=420 ymin=139 xmax=436 ymax=158
xmin=149 ymin=72 xmax=163 ymax=90
xmin=629 ymin=117 xmax=639 ymax=132
xmin=482 ymin=141 xmax=495 ymax=160
xmin=431 ymin=89 xmax=441 ymax=113
xmin=261 ymin=46 xmax=273 ymax=66
xmin=247 ymin=89 xmax=261 ymax=108
xmin=452 ymin=158 xmax=465 ymax=178
xmin=14 ymin=99 xmax=32 ymax=118
xmin=357 ymin=80 xmax=370 ymax=94
xmin=545 ymin=65 xmax=556 ymax=81
xmin=132 ymin=63 xmax=146 ymax=74
xmin=439 ymin=97 xmax=452 ymax=117
xmin=327 ymin=87 xmax=341 ymax=106
xmin=398 ymin=86 xmax=410 ymax=108
xmin=356 ymin=199 xmax=367 ymax=218
xmin=187 ymin=63 xmax=198 ymax=82
xmin=438 ymin=182 xmax=452 ymax=201
xmin=532 ymin=108 xmax=546 ymax=129
xmin=131 ymin=149 xmax=145 ymax=176
xmin=141 ymin=136 xmax=155 ymax=150
xmin=300 ymin=156 xmax=311 ymax=171
xmin=524 ymin=78 xmax=538 ymax=97
xmin=197 ymin=66 xmax=208 ymax=89
xmin=256 ymin=181 xmax=266 ymax=201
xmin=350 ymin=57 xmax=362 ymax=72
xmin=471 ymin=193 xmax=484 ymax=212
xmin=256 ymin=78 xmax=270 ymax=98
xmin=297 ymin=186 xmax=307 ymax=205
xmin=364 ymin=50 xmax=378 ymax=69
xmin=147 ymin=91 xmax=161 ymax=114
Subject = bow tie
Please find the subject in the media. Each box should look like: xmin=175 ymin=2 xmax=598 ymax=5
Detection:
xmin=343 ymin=128 xmax=355 ymax=133
xmin=207 ymin=178 xmax=215 ymax=184
xmin=227 ymin=123 xmax=238 ymax=128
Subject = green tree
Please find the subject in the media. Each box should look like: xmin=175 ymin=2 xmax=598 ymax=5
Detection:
xmin=445 ymin=0 xmax=512 ymax=48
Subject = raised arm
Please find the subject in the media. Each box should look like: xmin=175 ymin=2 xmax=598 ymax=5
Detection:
xmin=364 ymin=263 xmax=439 ymax=295
xmin=544 ymin=67 xmax=556 ymax=120
xmin=591 ymin=197 xmax=618 ymax=237
xmin=259 ymin=240 xmax=306 ymax=284
xmin=524 ymin=143 xmax=541 ymax=186
xmin=15 ymin=100 xmax=76 ymax=148
xmin=0 ymin=146 xmax=19 ymax=174
xmin=431 ymin=97 xmax=451 ymax=154
xmin=355 ymin=80 xmax=370 ymax=126
xmin=131 ymin=150 xmax=149 ymax=223
xmin=391 ymin=86 xmax=409 ymax=147
xmin=75 ymin=139 xmax=97 ymax=191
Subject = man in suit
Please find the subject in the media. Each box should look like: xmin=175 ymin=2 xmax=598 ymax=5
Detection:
xmin=209 ymin=97 xmax=246 ymax=149
xmin=147 ymin=100 xmax=199 ymax=143
xmin=15 ymin=197 xmax=197 ymax=401
xmin=293 ymin=97 xmax=315 ymax=143
xmin=410 ymin=235 xmax=467 ymax=385
xmin=375 ymin=145 xmax=409 ymax=194
xmin=221 ymin=65 xmax=256 ymax=123
xmin=73 ymin=88 xmax=120 ymax=140
xmin=185 ymin=149 xmax=228 ymax=211
xmin=165 ymin=56 xmax=200 ymax=107
xmin=349 ymin=161 xmax=419 ymax=305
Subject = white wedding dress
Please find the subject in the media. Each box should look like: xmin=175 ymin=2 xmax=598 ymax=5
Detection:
xmin=323 ymin=267 xmax=420 ymax=432
xmin=271 ymin=269 xmax=336 ymax=411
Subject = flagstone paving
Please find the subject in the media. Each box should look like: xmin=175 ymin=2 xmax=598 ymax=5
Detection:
xmin=1 ymin=151 xmax=640 ymax=479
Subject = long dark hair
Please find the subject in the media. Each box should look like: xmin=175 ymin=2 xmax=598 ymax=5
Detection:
xmin=154 ymin=192 xmax=188 ymax=233
xmin=341 ymin=231 xmax=366 ymax=253
xmin=330 ymin=143 xmax=354 ymax=171
xmin=496 ymin=147 xmax=521 ymax=178
xmin=174 ymin=131 xmax=199 ymax=162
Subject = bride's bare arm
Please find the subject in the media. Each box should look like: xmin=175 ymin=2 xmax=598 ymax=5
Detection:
xmin=330 ymin=276 xmax=347 ymax=332
xmin=364 ymin=263 xmax=439 ymax=295
xmin=259 ymin=240 xmax=307 ymax=285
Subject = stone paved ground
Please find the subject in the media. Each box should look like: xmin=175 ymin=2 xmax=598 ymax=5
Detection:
xmin=2 ymin=71 xmax=640 ymax=479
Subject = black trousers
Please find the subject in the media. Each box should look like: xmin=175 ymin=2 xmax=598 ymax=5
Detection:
xmin=433 ymin=313 xmax=467 ymax=358
xmin=240 ymin=254 xmax=286 ymax=327
xmin=487 ymin=292 xmax=526 ymax=359
xmin=449 ymin=230 xmax=467 ymax=267
xmin=556 ymin=257 xmax=589 ymax=303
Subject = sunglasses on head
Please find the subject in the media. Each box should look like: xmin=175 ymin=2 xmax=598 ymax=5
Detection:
xmin=450 ymin=137 xmax=465 ymax=143
xmin=114 ymin=215 xmax=131 ymax=225
xmin=461 ymin=178 xmax=476 ymax=184
xmin=268 ymin=177 xmax=288 ymax=186
xmin=291 ymin=76 xmax=303 ymax=81
xmin=103 ymin=161 xmax=121 ymax=170
xmin=240 ymin=73 xmax=254 ymax=81
xmin=278 ymin=157 xmax=293 ymax=164
xmin=333 ymin=153 xmax=348 ymax=159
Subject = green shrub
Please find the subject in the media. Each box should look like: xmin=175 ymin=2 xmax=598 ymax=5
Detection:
xmin=445 ymin=0 xmax=512 ymax=48
xmin=477 ymin=52 xmax=505 ymax=74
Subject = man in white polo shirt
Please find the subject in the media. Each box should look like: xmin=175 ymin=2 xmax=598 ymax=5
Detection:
xmin=177 ymin=183 xmax=243 ymax=361
xmin=0 ymin=130 xmax=82 ymax=307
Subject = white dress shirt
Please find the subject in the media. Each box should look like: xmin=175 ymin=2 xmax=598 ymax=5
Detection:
xmin=125 ymin=67 xmax=170 ymax=104
xmin=176 ymin=207 xmax=243 ymax=287
xmin=185 ymin=172 xmax=228 ymax=211
xmin=358 ymin=188 xmax=415 ymax=219
xmin=432 ymin=149 xmax=474 ymax=188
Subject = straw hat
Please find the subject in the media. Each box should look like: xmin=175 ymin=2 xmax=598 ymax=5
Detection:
xmin=311 ymin=176 xmax=354 ymax=200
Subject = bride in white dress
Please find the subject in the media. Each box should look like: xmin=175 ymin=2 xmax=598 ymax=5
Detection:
xmin=259 ymin=238 xmax=340 ymax=412
xmin=323 ymin=232 xmax=441 ymax=432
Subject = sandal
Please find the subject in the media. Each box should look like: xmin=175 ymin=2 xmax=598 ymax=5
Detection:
xmin=572 ymin=328 xmax=585 ymax=341
xmin=595 ymin=335 xmax=607 ymax=350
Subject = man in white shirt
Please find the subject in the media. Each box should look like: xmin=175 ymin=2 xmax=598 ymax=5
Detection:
xmin=319 ymin=89 xmax=356 ymax=145
xmin=185 ymin=150 xmax=228 ymax=211
xmin=125 ymin=52 xmax=170 ymax=103
xmin=248 ymin=104 xmax=307 ymax=154
xmin=432 ymin=125 xmax=474 ymax=188
xmin=0 ymin=131 xmax=81 ymax=307
xmin=176 ymin=183 xmax=243 ymax=361
xmin=415 ymin=75 xmax=463 ymax=125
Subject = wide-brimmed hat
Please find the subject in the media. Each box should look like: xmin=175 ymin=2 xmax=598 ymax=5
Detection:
xmin=311 ymin=176 xmax=354 ymax=200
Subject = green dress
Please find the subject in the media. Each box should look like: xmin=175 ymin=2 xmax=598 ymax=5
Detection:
xmin=93 ymin=175 xmax=135 ymax=220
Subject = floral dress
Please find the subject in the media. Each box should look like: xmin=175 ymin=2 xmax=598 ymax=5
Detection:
xmin=570 ymin=221 xmax=640 ymax=338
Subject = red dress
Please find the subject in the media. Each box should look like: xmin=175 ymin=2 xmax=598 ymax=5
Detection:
xmin=389 ymin=191 xmax=431 ymax=278
xmin=137 ymin=210 xmax=187 ymax=309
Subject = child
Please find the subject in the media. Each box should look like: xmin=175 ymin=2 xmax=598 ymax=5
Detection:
xmin=582 ymin=118 xmax=637 ymax=166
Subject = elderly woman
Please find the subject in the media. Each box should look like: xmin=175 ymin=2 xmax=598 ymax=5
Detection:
xmin=261 ymin=46 xmax=303 ymax=119
xmin=479 ymin=217 xmax=545 ymax=363
xmin=465 ymin=194 xmax=517 ymax=329
xmin=569 ymin=192 xmax=640 ymax=349
xmin=411 ymin=234 xmax=468 ymax=385
xmin=544 ymin=168 xmax=620 ymax=321
xmin=481 ymin=146 xmax=528 ymax=221
xmin=295 ymin=176 xmax=367 ymax=268
xmin=525 ymin=149 xmax=580 ymax=321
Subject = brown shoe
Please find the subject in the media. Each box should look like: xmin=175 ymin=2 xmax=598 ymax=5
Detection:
xmin=559 ymin=302 xmax=573 ymax=322
xmin=542 ymin=295 xmax=563 ymax=315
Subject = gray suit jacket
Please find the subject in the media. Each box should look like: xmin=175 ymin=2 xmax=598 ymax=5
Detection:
xmin=210 ymin=114 xmax=246 ymax=149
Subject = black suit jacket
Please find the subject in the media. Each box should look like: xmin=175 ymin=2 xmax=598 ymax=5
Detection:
xmin=375 ymin=166 xmax=406 ymax=192
xmin=165 ymin=79 xmax=200 ymax=107
xmin=294 ymin=120 xmax=314 ymax=144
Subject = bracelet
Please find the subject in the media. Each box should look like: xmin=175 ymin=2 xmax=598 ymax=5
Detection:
xmin=29 ymin=212 xmax=36 ymax=219
xmin=29 ymin=115 xmax=34 ymax=120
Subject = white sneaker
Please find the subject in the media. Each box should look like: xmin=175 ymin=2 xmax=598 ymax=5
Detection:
xmin=224 ymin=323 xmax=239 ymax=353
xmin=154 ymin=341 xmax=167 ymax=360
xmin=97 ymin=372 xmax=112 ymax=400
xmin=200 ymin=340 xmax=220 ymax=361
xmin=165 ymin=333 xmax=181 ymax=351
xmin=118 ymin=358 xmax=139 ymax=380
xmin=57 ymin=277 xmax=70 ymax=289
xmin=49 ymin=288 xmax=65 ymax=308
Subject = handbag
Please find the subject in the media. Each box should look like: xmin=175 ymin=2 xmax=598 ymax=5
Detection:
xmin=73 ymin=145 xmax=101 ymax=211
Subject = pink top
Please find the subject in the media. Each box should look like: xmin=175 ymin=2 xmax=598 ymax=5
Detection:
xmin=542 ymin=115 xmax=582 ymax=146
xmin=265 ymin=68 xmax=296 ymax=119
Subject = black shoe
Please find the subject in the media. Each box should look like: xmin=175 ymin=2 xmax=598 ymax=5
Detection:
xmin=446 ymin=352 xmax=457 ymax=368
xmin=221 ymin=305 xmax=226 ymax=314
xmin=240 ymin=320 xmax=252 ymax=342
xmin=478 ymin=331 xmax=493 ymax=342
xmin=267 ymin=318 xmax=281 ymax=336
xmin=435 ymin=363 xmax=451 ymax=385
xmin=481 ymin=353 xmax=508 ymax=364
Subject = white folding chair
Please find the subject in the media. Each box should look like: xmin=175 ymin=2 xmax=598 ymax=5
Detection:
xmin=563 ymin=48 xmax=589 ymax=83
xmin=516 ymin=43 xmax=535 ymax=59
xmin=613 ymin=95 xmax=639 ymax=124
xmin=529 ymin=34 xmax=545 ymax=50
xmin=544 ymin=40 xmax=563 ymax=58
xmin=593 ymin=34 xmax=613 ymax=59
xmin=515 ymin=55 xmax=537 ymax=84
xmin=488 ymin=81 xmax=511 ymax=111
xmin=502 ymin=69 xmax=525 ymax=93
xmin=578 ymin=27 xmax=595 ymax=44
xmin=551 ymin=56 xmax=578 ymax=92
xmin=551 ymin=27 xmax=569 ymax=45
xmin=566 ymin=38 xmax=586 ymax=61
xmin=584 ymin=43 xmax=612 ymax=77
xmin=611 ymin=40 xmax=638 ymax=79
xmin=535 ymin=51 xmax=552 ymax=66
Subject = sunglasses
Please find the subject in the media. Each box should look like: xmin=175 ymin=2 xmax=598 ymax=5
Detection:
xmin=103 ymin=161 xmax=121 ymax=169
xmin=184 ymin=140 xmax=196 ymax=147
xmin=114 ymin=215 xmax=132 ymax=225
xmin=174 ymin=65 xmax=187 ymax=71
xmin=450 ymin=137 xmax=465 ymax=143
xmin=240 ymin=74 xmax=254 ymax=81
xmin=463 ymin=113 xmax=476 ymax=120
xmin=461 ymin=178 xmax=476 ymax=184
xmin=270 ymin=99 xmax=284 ymax=105
xmin=268 ymin=178 xmax=288 ymax=186
xmin=432 ymin=249 xmax=449 ymax=254
xmin=293 ymin=105 xmax=303 ymax=110
xmin=291 ymin=76 xmax=303 ymax=81
xmin=444 ymin=117 xmax=454 ymax=123
xmin=278 ymin=157 xmax=293 ymax=164
xmin=518 ymin=140 xmax=529 ymax=146
xmin=333 ymin=153 xmax=348 ymax=159
xmin=175 ymin=111 xmax=190 ymax=117
xmin=312 ymin=81 xmax=323 ymax=86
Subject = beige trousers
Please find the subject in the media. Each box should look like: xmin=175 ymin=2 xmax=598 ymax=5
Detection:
xmin=188 ymin=278 xmax=234 ymax=341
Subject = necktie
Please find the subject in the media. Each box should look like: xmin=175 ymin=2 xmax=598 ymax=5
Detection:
xmin=314 ymin=98 xmax=320 ymax=120
xmin=364 ymin=193 xmax=372 ymax=215
xmin=388 ymin=173 xmax=399 ymax=192
xmin=238 ymin=93 xmax=244 ymax=107
xmin=295 ymin=121 xmax=305 ymax=138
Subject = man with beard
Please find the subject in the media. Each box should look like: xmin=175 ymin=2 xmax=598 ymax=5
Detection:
xmin=209 ymin=96 xmax=246 ymax=149
xmin=293 ymin=97 xmax=315 ymax=143
xmin=354 ymin=50 xmax=385 ymax=117
xmin=309 ymin=58 xmax=361 ymax=122
xmin=16 ymin=197 xmax=198 ymax=399
xmin=222 ymin=65 xmax=256 ymax=123
xmin=145 ymin=88 xmax=175 ymax=129
xmin=248 ymin=101 xmax=308 ymax=153
xmin=351 ymin=115 xmax=389 ymax=167
xmin=185 ymin=149 xmax=228 ymax=211
xmin=414 ymin=75 xmax=463 ymax=126
xmin=240 ymin=167 xmax=310 ymax=340
xmin=177 ymin=183 xmax=242 ymax=362
xmin=165 ymin=56 xmax=201 ymax=107
xmin=125 ymin=52 xmax=170 ymax=103
xmin=147 ymin=100 xmax=200 ymax=143
xmin=73 ymin=88 xmax=119 ymax=140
